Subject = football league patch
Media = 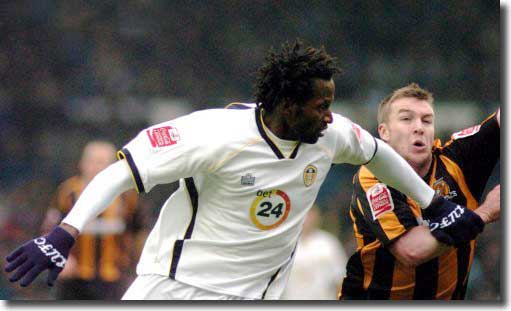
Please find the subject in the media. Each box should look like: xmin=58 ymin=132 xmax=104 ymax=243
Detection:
xmin=351 ymin=122 xmax=362 ymax=143
xmin=366 ymin=183 xmax=394 ymax=221
xmin=452 ymin=125 xmax=481 ymax=140
xmin=146 ymin=126 xmax=180 ymax=148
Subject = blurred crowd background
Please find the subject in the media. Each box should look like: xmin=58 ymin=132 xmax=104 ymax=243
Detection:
xmin=0 ymin=1 xmax=500 ymax=300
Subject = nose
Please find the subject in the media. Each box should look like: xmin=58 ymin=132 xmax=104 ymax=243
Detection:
xmin=413 ymin=119 xmax=424 ymax=134
xmin=324 ymin=109 xmax=333 ymax=124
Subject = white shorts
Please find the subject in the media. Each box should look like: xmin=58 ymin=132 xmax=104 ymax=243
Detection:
xmin=122 ymin=274 xmax=254 ymax=300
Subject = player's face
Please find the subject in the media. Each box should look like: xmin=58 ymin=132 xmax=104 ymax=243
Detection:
xmin=79 ymin=144 xmax=116 ymax=180
xmin=288 ymin=78 xmax=335 ymax=144
xmin=379 ymin=97 xmax=435 ymax=173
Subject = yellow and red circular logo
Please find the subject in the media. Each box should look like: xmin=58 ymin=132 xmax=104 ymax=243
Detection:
xmin=250 ymin=190 xmax=291 ymax=230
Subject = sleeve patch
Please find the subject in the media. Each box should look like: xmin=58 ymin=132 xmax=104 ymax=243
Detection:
xmin=451 ymin=125 xmax=481 ymax=140
xmin=146 ymin=126 xmax=180 ymax=148
xmin=366 ymin=183 xmax=395 ymax=220
xmin=351 ymin=122 xmax=362 ymax=143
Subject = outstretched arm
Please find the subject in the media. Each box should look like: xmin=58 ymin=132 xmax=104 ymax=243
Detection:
xmin=4 ymin=160 xmax=134 ymax=287
xmin=60 ymin=160 xmax=134 ymax=236
xmin=365 ymin=138 xmax=435 ymax=208
xmin=365 ymin=138 xmax=487 ymax=247
xmin=389 ymin=184 xmax=500 ymax=267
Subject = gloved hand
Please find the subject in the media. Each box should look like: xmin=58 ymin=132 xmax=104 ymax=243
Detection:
xmin=423 ymin=195 xmax=485 ymax=246
xmin=4 ymin=226 xmax=75 ymax=287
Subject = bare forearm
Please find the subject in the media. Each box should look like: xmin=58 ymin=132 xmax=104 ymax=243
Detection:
xmin=389 ymin=226 xmax=450 ymax=267
xmin=473 ymin=184 xmax=500 ymax=224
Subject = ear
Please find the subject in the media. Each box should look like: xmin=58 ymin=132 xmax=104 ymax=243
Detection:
xmin=378 ymin=123 xmax=390 ymax=142
xmin=279 ymin=99 xmax=295 ymax=116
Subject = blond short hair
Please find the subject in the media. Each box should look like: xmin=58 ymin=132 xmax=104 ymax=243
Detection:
xmin=377 ymin=83 xmax=434 ymax=124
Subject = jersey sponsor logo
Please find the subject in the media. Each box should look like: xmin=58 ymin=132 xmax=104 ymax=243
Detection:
xmin=146 ymin=126 xmax=180 ymax=148
xmin=241 ymin=173 xmax=256 ymax=186
xmin=303 ymin=165 xmax=317 ymax=187
xmin=366 ymin=183 xmax=394 ymax=220
xmin=250 ymin=189 xmax=291 ymax=230
xmin=452 ymin=125 xmax=481 ymax=140
xmin=33 ymin=237 xmax=67 ymax=268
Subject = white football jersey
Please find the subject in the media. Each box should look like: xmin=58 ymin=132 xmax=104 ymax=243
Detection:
xmin=117 ymin=104 xmax=376 ymax=299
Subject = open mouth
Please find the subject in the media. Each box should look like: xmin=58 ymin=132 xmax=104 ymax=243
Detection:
xmin=413 ymin=141 xmax=425 ymax=147
xmin=412 ymin=140 xmax=427 ymax=151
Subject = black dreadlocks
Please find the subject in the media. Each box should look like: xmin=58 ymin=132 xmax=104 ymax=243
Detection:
xmin=254 ymin=39 xmax=340 ymax=112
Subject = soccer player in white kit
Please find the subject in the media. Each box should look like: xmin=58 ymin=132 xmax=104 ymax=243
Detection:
xmin=4 ymin=40 xmax=485 ymax=300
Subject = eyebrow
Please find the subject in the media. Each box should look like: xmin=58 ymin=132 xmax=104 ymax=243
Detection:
xmin=397 ymin=109 xmax=433 ymax=117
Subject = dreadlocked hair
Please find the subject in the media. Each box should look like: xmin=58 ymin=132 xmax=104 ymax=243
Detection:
xmin=254 ymin=39 xmax=341 ymax=113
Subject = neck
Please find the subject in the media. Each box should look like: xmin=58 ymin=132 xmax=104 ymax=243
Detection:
xmin=262 ymin=109 xmax=291 ymax=140
xmin=412 ymin=157 xmax=433 ymax=178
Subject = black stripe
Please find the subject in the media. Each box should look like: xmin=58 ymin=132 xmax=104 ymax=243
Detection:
xmin=261 ymin=242 xmax=298 ymax=299
xmin=350 ymin=173 xmax=377 ymax=246
xmin=361 ymin=136 xmax=379 ymax=165
xmin=261 ymin=267 xmax=281 ymax=299
xmin=169 ymin=177 xmax=199 ymax=279
xmin=351 ymin=199 xmax=375 ymax=246
xmin=183 ymin=178 xmax=199 ymax=239
xmin=169 ymin=240 xmax=183 ymax=279
xmin=119 ymin=148 xmax=145 ymax=193
xmin=451 ymin=242 xmax=471 ymax=299
xmin=354 ymin=180 xmax=390 ymax=245
xmin=413 ymin=258 xmax=439 ymax=299
xmin=341 ymin=251 xmax=368 ymax=299
xmin=367 ymin=247 xmax=394 ymax=299
xmin=255 ymin=108 xmax=285 ymax=159
xmin=289 ymin=142 xmax=302 ymax=159
xmin=387 ymin=187 xmax=420 ymax=230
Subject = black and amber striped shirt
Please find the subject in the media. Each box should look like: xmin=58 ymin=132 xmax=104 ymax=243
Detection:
xmin=51 ymin=176 xmax=139 ymax=282
xmin=340 ymin=112 xmax=499 ymax=300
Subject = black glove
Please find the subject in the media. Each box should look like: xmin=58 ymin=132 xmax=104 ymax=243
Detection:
xmin=4 ymin=226 xmax=75 ymax=287
xmin=423 ymin=196 xmax=484 ymax=246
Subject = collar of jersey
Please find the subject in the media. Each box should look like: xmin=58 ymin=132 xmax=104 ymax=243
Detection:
xmin=255 ymin=107 xmax=301 ymax=159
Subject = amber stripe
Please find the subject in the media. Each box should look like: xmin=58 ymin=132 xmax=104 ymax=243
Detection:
xmin=438 ymin=155 xmax=477 ymax=209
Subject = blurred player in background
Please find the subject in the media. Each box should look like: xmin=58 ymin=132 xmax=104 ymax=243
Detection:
xmin=4 ymin=41 xmax=485 ymax=300
xmin=339 ymin=83 xmax=500 ymax=300
xmin=40 ymin=141 xmax=141 ymax=299
xmin=281 ymin=206 xmax=347 ymax=300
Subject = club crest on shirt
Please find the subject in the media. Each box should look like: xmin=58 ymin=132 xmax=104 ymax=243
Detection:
xmin=366 ymin=183 xmax=394 ymax=220
xmin=146 ymin=126 xmax=180 ymax=148
xmin=452 ymin=125 xmax=481 ymax=140
xmin=241 ymin=173 xmax=256 ymax=186
xmin=432 ymin=178 xmax=457 ymax=200
xmin=303 ymin=165 xmax=317 ymax=187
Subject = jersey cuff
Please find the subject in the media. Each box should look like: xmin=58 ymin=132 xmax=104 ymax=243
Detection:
xmin=361 ymin=136 xmax=378 ymax=165
xmin=117 ymin=148 xmax=146 ymax=193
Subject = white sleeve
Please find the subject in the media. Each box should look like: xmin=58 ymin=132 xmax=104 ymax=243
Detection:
xmin=365 ymin=139 xmax=435 ymax=208
xmin=331 ymin=114 xmax=377 ymax=165
xmin=118 ymin=113 xmax=214 ymax=193
xmin=61 ymin=160 xmax=133 ymax=232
